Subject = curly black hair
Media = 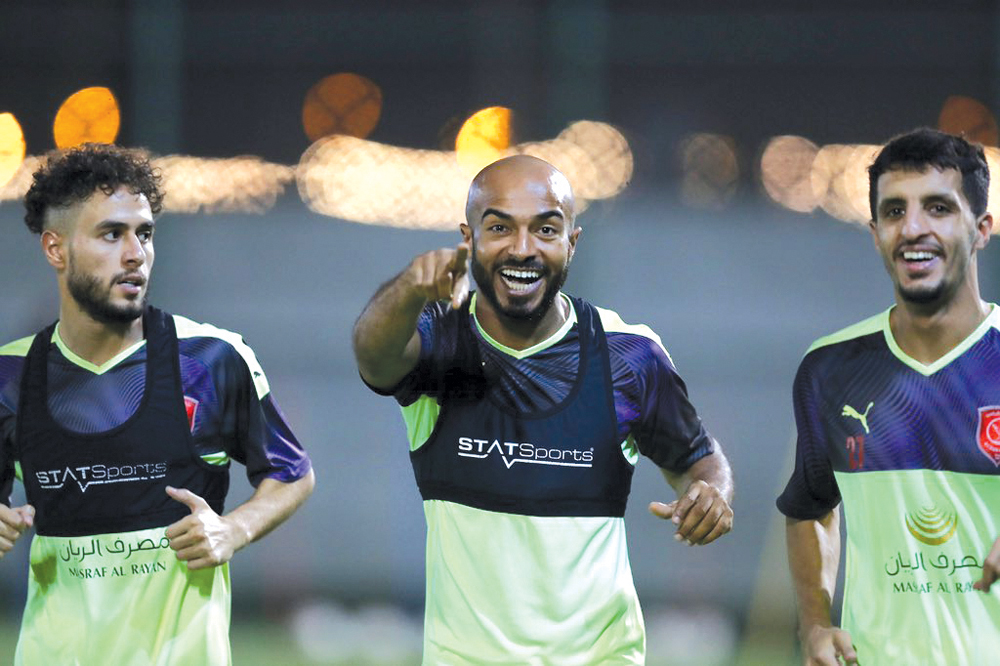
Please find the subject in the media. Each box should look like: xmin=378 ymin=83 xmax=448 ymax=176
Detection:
xmin=23 ymin=143 xmax=164 ymax=234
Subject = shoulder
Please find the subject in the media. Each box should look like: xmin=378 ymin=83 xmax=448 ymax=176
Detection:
xmin=172 ymin=315 xmax=269 ymax=399
xmin=591 ymin=302 xmax=675 ymax=370
xmin=0 ymin=335 xmax=35 ymax=358
xmin=0 ymin=335 xmax=34 ymax=414
xmin=0 ymin=334 xmax=34 ymax=380
xmin=801 ymin=311 xmax=886 ymax=367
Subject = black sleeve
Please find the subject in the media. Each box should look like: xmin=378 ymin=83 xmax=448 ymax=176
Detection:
xmin=625 ymin=339 xmax=714 ymax=473
xmin=776 ymin=354 xmax=841 ymax=519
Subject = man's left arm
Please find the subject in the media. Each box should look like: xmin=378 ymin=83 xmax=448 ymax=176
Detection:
xmin=165 ymin=472 xmax=315 ymax=570
xmin=163 ymin=332 xmax=314 ymax=570
xmin=649 ymin=445 xmax=734 ymax=546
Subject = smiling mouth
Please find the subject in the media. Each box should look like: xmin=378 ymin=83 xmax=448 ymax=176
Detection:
xmin=898 ymin=249 xmax=940 ymax=272
xmin=498 ymin=267 xmax=543 ymax=294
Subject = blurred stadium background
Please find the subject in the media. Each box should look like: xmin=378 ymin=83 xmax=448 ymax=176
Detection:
xmin=3 ymin=2 xmax=1000 ymax=664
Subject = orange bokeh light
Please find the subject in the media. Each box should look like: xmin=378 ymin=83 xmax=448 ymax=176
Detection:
xmin=938 ymin=95 xmax=998 ymax=147
xmin=53 ymin=86 xmax=120 ymax=149
xmin=302 ymin=73 xmax=383 ymax=142
xmin=0 ymin=112 xmax=26 ymax=189
xmin=455 ymin=106 xmax=512 ymax=173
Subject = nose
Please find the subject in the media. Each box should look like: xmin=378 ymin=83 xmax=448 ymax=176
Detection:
xmin=508 ymin=227 xmax=535 ymax=260
xmin=900 ymin=207 xmax=930 ymax=239
xmin=121 ymin=232 xmax=146 ymax=267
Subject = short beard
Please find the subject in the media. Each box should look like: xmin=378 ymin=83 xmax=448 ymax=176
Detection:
xmin=471 ymin=245 xmax=568 ymax=322
xmin=897 ymin=283 xmax=946 ymax=305
xmin=67 ymin=264 xmax=146 ymax=326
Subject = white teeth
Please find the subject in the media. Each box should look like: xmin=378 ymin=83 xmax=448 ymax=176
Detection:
xmin=500 ymin=268 xmax=541 ymax=280
xmin=903 ymin=251 xmax=935 ymax=261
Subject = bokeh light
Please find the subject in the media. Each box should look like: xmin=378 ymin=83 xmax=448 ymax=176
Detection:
xmin=455 ymin=106 xmax=512 ymax=174
xmin=52 ymin=86 xmax=120 ymax=149
xmin=0 ymin=113 xmax=26 ymax=189
xmin=298 ymin=134 xmax=469 ymax=229
xmin=812 ymin=144 xmax=878 ymax=223
xmin=302 ymin=73 xmax=383 ymax=142
xmin=153 ymin=156 xmax=295 ymax=214
xmin=554 ymin=121 xmax=633 ymax=199
xmin=679 ymin=133 xmax=739 ymax=209
xmin=938 ymin=95 xmax=998 ymax=147
xmin=299 ymin=120 xmax=634 ymax=230
xmin=759 ymin=135 xmax=820 ymax=213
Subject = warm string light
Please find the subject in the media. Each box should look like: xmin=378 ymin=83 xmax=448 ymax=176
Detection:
xmin=3 ymin=85 xmax=635 ymax=224
xmin=296 ymin=118 xmax=633 ymax=230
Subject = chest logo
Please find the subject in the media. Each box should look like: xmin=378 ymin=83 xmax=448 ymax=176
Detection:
xmin=457 ymin=437 xmax=594 ymax=469
xmin=976 ymin=406 xmax=1000 ymax=466
xmin=841 ymin=401 xmax=873 ymax=434
xmin=905 ymin=504 xmax=959 ymax=546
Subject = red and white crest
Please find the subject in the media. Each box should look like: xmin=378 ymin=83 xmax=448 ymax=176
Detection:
xmin=976 ymin=406 xmax=1000 ymax=466
xmin=183 ymin=396 xmax=199 ymax=433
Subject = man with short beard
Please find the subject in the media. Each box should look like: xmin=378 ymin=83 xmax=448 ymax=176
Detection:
xmin=353 ymin=155 xmax=734 ymax=664
xmin=779 ymin=128 xmax=1000 ymax=665
xmin=0 ymin=143 xmax=315 ymax=665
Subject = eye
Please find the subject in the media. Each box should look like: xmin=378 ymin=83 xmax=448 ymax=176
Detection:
xmin=138 ymin=229 xmax=153 ymax=242
xmin=539 ymin=225 xmax=557 ymax=235
xmin=103 ymin=230 xmax=121 ymax=241
xmin=487 ymin=223 xmax=507 ymax=233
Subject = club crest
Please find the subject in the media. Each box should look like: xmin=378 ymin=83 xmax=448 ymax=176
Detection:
xmin=976 ymin=406 xmax=1000 ymax=466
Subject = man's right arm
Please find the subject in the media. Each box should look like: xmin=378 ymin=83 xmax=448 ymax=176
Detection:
xmin=352 ymin=243 xmax=469 ymax=390
xmin=786 ymin=510 xmax=857 ymax=666
xmin=0 ymin=347 xmax=34 ymax=560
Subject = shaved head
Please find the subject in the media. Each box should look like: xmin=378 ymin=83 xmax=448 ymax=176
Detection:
xmin=465 ymin=155 xmax=575 ymax=226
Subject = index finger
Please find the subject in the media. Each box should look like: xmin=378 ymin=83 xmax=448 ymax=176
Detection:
xmin=452 ymin=243 xmax=470 ymax=273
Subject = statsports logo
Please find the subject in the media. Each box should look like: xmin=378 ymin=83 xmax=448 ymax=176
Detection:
xmin=35 ymin=462 xmax=168 ymax=493
xmin=976 ymin=406 xmax=1000 ymax=466
xmin=905 ymin=504 xmax=959 ymax=546
xmin=457 ymin=437 xmax=593 ymax=469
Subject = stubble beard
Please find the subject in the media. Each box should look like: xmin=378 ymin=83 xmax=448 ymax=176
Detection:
xmin=67 ymin=262 xmax=147 ymax=326
xmin=470 ymin=245 xmax=568 ymax=322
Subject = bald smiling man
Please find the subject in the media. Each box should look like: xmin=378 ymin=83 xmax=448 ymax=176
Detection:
xmin=353 ymin=155 xmax=734 ymax=665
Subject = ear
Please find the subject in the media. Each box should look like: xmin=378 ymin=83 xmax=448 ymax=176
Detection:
xmin=41 ymin=229 xmax=67 ymax=270
xmin=568 ymin=225 xmax=582 ymax=260
xmin=975 ymin=213 xmax=993 ymax=250
xmin=868 ymin=218 xmax=878 ymax=246
xmin=460 ymin=222 xmax=472 ymax=244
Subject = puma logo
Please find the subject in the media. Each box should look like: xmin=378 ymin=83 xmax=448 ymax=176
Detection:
xmin=842 ymin=402 xmax=874 ymax=434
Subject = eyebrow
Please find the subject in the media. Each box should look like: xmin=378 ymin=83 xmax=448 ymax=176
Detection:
xmin=94 ymin=219 xmax=156 ymax=232
xmin=480 ymin=208 xmax=565 ymax=222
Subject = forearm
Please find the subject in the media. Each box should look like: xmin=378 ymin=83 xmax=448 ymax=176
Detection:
xmin=786 ymin=510 xmax=841 ymax=634
xmin=663 ymin=444 xmax=733 ymax=502
xmin=352 ymin=269 xmax=427 ymax=389
xmin=224 ymin=469 xmax=315 ymax=551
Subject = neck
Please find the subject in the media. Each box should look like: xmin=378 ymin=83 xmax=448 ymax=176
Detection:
xmin=475 ymin=293 xmax=569 ymax=351
xmin=57 ymin=295 xmax=145 ymax=367
xmin=889 ymin=280 xmax=989 ymax=365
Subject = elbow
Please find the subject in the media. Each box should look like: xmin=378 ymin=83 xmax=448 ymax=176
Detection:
xmin=301 ymin=468 xmax=317 ymax=499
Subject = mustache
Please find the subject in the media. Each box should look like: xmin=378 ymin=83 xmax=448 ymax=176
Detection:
xmin=494 ymin=259 xmax=547 ymax=272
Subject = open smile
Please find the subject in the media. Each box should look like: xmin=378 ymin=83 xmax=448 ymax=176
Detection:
xmin=896 ymin=247 xmax=942 ymax=276
xmin=497 ymin=267 xmax=544 ymax=296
